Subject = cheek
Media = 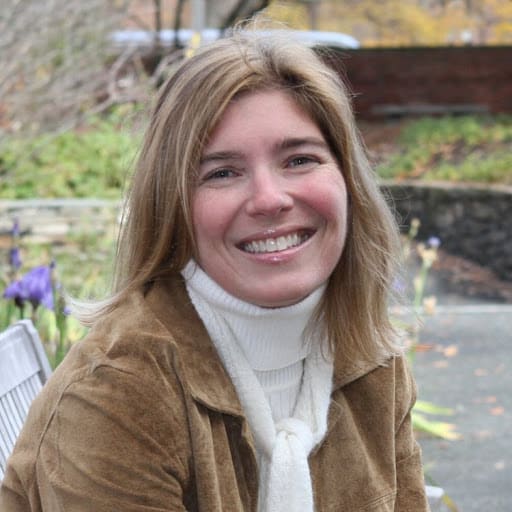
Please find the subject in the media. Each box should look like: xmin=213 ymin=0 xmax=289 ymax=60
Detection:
xmin=307 ymin=175 xmax=348 ymax=226
xmin=192 ymin=192 xmax=233 ymax=249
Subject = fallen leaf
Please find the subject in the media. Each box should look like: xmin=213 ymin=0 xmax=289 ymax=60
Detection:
xmin=422 ymin=296 xmax=437 ymax=315
xmin=414 ymin=343 xmax=434 ymax=353
xmin=443 ymin=345 xmax=459 ymax=358
xmin=473 ymin=396 xmax=497 ymax=404
xmin=490 ymin=407 xmax=505 ymax=416
xmin=433 ymin=360 xmax=449 ymax=368
xmin=474 ymin=368 xmax=488 ymax=377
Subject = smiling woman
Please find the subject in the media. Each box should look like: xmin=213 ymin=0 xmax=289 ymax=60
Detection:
xmin=0 ymin=27 xmax=429 ymax=512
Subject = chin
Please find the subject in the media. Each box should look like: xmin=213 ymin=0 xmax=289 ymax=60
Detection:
xmin=245 ymin=289 xmax=314 ymax=309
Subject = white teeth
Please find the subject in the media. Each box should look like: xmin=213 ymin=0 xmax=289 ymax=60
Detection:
xmin=276 ymin=236 xmax=287 ymax=251
xmin=242 ymin=232 xmax=310 ymax=254
xmin=266 ymin=239 xmax=276 ymax=251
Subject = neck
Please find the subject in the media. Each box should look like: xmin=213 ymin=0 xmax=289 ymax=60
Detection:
xmin=181 ymin=260 xmax=325 ymax=371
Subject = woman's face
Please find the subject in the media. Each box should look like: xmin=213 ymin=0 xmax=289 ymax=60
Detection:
xmin=192 ymin=89 xmax=348 ymax=307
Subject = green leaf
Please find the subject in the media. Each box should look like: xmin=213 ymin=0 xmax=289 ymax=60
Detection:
xmin=414 ymin=399 xmax=454 ymax=416
xmin=412 ymin=412 xmax=462 ymax=440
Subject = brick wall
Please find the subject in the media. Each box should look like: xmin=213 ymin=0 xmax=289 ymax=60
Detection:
xmin=324 ymin=46 xmax=512 ymax=118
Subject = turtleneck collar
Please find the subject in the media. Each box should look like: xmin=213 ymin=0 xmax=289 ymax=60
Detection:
xmin=181 ymin=260 xmax=326 ymax=371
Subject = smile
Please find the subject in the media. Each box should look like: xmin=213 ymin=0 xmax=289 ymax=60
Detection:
xmin=240 ymin=231 xmax=313 ymax=254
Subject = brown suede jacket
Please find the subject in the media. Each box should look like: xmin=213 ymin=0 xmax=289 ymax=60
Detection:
xmin=0 ymin=275 xmax=429 ymax=511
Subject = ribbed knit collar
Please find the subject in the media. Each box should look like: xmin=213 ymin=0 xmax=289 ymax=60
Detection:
xmin=181 ymin=260 xmax=326 ymax=371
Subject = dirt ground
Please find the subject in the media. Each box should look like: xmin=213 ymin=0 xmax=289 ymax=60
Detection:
xmin=431 ymin=249 xmax=512 ymax=304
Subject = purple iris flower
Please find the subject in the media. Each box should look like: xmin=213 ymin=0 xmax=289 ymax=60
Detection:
xmin=4 ymin=280 xmax=28 ymax=308
xmin=3 ymin=265 xmax=54 ymax=310
xmin=23 ymin=266 xmax=54 ymax=309
xmin=9 ymin=247 xmax=22 ymax=270
xmin=427 ymin=236 xmax=441 ymax=249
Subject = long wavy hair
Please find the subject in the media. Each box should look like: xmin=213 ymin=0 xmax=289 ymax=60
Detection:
xmin=81 ymin=29 xmax=402 ymax=363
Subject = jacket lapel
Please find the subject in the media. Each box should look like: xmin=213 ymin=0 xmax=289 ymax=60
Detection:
xmin=145 ymin=275 xmax=245 ymax=418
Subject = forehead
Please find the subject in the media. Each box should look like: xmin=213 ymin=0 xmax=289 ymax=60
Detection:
xmin=204 ymin=89 xmax=324 ymax=151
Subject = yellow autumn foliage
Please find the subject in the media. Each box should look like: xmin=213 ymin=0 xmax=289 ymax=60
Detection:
xmin=264 ymin=0 xmax=512 ymax=46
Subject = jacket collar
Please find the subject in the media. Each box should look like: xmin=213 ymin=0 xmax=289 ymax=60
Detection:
xmin=332 ymin=354 xmax=381 ymax=391
xmin=144 ymin=274 xmax=381 ymax=415
xmin=145 ymin=274 xmax=245 ymax=418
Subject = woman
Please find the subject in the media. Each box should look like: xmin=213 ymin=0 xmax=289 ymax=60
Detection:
xmin=0 ymin=30 xmax=429 ymax=511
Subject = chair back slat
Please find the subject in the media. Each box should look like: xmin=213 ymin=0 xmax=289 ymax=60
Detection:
xmin=0 ymin=320 xmax=52 ymax=482
xmin=0 ymin=418 xmax=11 ymax=480
xmin=1 ymin=395 xmax=23 ymax=438
xmin=14 ymin=377 xmax=43 ymax=419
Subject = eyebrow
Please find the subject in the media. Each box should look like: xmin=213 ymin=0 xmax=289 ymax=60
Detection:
xmin=200 ymin=137 xmax=330 ymax=165
xmin=200 ymin=150 xmax=243 ymax=165
xmin=278 ymin=137 xmax=330 ymax=152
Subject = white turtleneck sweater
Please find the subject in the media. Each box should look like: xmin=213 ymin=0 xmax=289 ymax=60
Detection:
xmin=182 ymin=261 xmax=334 ymax=512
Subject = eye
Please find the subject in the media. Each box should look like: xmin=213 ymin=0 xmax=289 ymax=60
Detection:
xmin=287 ymin=155 xmax=318 ymax=168
xmin=203 ymin=168 xmax=238 ymax=181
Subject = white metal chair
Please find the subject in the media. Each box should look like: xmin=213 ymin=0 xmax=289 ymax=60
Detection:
xmin=0 ymin=320 xmax=52 ymax=481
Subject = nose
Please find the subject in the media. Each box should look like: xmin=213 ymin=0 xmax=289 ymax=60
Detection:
xmin=245 ymin=168 xmax=293 ymax=217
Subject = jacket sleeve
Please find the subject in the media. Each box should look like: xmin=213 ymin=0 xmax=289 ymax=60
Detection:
xmin=2 ymin=365 xmax=191 ymax=512
xmin=394 ymin=356 xmax=431 ymax=512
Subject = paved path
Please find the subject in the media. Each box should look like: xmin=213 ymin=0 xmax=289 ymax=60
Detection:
xmin=412 ymin=302 xmax=512 ymax=511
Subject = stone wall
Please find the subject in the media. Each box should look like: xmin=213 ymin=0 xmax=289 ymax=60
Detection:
xmin=382 ymin=181 xmax=512 ymax=282
xmin=1 ymin=184 xmax=511 ymax=281
xmin=0 ymin=199 xmax=121 ymax=247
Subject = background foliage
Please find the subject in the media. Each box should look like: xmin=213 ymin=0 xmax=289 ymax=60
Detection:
xmin=373 ymin=115 xmax=512 ymax=184
xmin=1 ymin=112 xmax=510 ymax=200
xmin=266 ymin=0 xmax=512 ymax=46
xmin=0 ymin=108 xmax=141 ymax=199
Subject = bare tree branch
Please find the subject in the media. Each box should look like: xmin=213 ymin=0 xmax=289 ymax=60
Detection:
xmin=220 ymin=0 xmax=271 ymax=30
xmin=0 ymin=0 xmax=130 ymax=138
xmin=174 ymin=0 xmax=188 ymax=46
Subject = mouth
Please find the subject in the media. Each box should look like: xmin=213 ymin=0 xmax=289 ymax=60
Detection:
xmin=238 ymin=230 xmax=314 ymax=254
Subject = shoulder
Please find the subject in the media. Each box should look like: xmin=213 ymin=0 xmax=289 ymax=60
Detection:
xmin=334 ymin=353 xmax=416 ymax=424
xmin=369 ymin=353 xmax=417 ymax=406
xmin=50 ymin=279 xmax=196 ymax=421
xmin=63 ymin=274 xmax=198 ymax=386
xmin=4 ymin=356 xmax=192 ymax=511
xmin=2 ymin=283 xmax=196 ymax=508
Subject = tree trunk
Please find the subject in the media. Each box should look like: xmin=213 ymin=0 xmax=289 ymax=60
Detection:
xmin=205 ymin=0 xmax=270 ymax=29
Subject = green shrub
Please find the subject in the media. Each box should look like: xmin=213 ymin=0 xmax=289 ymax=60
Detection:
xmin=0 ymin=111 xmax=141 ymax=199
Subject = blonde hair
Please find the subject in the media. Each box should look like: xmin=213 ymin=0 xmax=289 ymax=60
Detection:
xmin=86 ymin=30 xmax=401 ymax=363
